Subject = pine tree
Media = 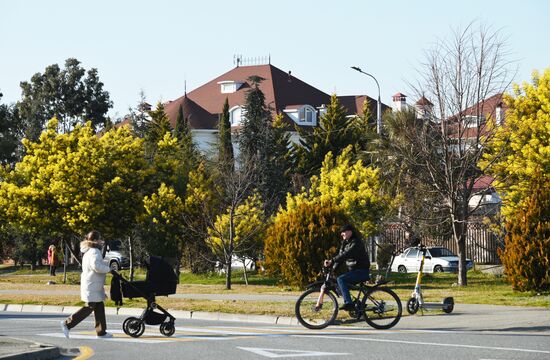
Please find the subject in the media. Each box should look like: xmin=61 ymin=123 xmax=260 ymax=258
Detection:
xmin=218 ymin=98 xmax=234 ymax=171
xmin=292 ymin=94 xmax=355 ymax=178
xmin=238 ymin=76 xmax=271 ymax=206
xmin=144 ymin=102 xmax=172 ymax=160
xmin=239 ymin=76 xmax=271 ymax=163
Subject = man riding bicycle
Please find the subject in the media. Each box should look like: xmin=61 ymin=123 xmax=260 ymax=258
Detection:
xmin=324 ymin=224 xmax=370 ymax=312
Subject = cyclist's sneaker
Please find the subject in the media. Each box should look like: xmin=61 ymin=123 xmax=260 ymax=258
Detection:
xmin=339 ymin=303 xmax=355 ymax=311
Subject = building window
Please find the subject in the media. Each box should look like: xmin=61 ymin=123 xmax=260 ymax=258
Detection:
xmin=299 ymin=107 xmax=315 ymax=123
xmin=217 ymin=81 xmax=243 ymax=94
xmin=462 ymin=115 xmax=485 ymax=128
xmin=229 ymin=106 xmax=243 ymax=126
xmin=222 ymin=83 xmax=235 ymax=93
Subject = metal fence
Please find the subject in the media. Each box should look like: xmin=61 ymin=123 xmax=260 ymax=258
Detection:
xmin=368 ymin=221 xmax=503 ymax=265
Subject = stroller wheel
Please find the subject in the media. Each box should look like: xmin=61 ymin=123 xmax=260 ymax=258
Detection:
xmin=123 ymin=317 xmax=145 ymax=338
xmin=160 ymin=321 xmax=175 ymax=337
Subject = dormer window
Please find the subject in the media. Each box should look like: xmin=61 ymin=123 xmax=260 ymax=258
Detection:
xmin=299 ymin=107 xmax=315 ymax=123
xmin=283 ymin=105 xmax=317 ymax=126
xmin=217 ymin=80 xmax=243 ymax=94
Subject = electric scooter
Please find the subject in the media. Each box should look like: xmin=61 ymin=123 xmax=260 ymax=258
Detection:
xmin=406 ymin=244 xmax=454 ymax=314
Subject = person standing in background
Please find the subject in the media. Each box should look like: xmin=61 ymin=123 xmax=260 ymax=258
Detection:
xmin=47 ymin=245 xmax=57 ymax=276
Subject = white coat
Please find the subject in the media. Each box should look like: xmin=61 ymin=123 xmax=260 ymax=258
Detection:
xmin=80 ymin=241 xmax=111 ymax=303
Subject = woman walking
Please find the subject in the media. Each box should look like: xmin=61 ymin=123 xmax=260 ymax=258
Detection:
xmin=61 ymin=230 xmax=112 ymax=339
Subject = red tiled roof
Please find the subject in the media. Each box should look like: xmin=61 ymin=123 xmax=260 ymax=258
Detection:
xmin=163 ymin=64 xmax=390 ymax=131
xmin=416 ymin=96 xmax=433 ymax=106
xmin=460 ymin=93 xmax=505 ymax=119
xmin=337 ymin=95 xmax=391 ymax=118
xmin=471 ymin=175 xmax=495 ymax=191
xmin=445 ymin=93 xmax=506 ymax=139
xmin=115 ymin=117 xmax=132 ymax=128
xmin=164 ymin=96 xmax=218 ymax=129
xmin=164 ymin=64 xmax=334 ymax=130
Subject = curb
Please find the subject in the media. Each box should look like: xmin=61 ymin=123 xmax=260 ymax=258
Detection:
xmin=0 ymin=303 xmax=298 ymax=325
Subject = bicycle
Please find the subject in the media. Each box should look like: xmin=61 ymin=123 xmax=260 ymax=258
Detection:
xmin=295 ymin=266 xmax=402 ymax=330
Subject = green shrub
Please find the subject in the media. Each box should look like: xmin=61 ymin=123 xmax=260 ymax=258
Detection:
xmin=499 ymin=175 xmax=550 ymax=292
xmin=264 ymin=202 xmax=348 ymax=288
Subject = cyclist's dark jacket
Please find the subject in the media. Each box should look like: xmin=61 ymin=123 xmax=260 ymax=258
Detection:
xmin=332 ymin=236 xmax=370 ymax=271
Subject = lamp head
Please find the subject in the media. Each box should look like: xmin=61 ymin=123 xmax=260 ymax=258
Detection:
xmin=351 ymin=66 xmax=362 ymax=72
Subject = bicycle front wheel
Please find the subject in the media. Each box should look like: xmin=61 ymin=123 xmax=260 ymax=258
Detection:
xmin=295 ymin=288 xmax=338 ymax=330
xmin=362 ymin=287 xmax=402 ymax=330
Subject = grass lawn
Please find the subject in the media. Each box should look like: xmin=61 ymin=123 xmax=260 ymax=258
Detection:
xmin=1 ymin=265 xmax=549 ymax=316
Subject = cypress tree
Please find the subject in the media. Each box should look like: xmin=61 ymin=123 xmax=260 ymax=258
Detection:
xmin=173 ymin=105 xmax=198 ymax=197
xmin=499 ymin=172 xmax=550 ymax=291
xmin=218 ymin=98 xmax=234 ymax=171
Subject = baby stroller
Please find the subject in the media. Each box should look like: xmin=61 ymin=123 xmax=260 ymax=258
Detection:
xmin=112 ymin=256 xmax=178 ymax=338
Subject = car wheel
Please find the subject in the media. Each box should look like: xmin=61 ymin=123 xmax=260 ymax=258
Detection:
xmin=398 ymin=265 xmax=407 ymax=274
xmin=110 ymin=260 xmax=120 ymax=271
xmin=433 ymin=265 xmax=443 ymax=273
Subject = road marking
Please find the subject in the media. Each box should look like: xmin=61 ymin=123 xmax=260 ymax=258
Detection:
xmin=74 ymin=346 xmax=94 ymax=360
xmin=293 ymin=335 xmax=550 ymax=355
xmin=39 ymin=330 xmax=172 ymax=343
xmin=237 ymin=347 xmax=349 ymax=358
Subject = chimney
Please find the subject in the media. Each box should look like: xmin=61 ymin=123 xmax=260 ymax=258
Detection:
xmin=392 ymin=92 xmax=407 ymax=112
xmin=415 ymin=96 xmax=434 ymax=120
xmin=496 ymin=102 xmax=503 ymax=126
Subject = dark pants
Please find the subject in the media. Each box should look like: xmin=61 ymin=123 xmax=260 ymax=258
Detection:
xmin=49 ymin=265 xmax=56 ymax=276
xmin=337 ymin=268 xmax=370 ymax=305
xmin=65 ymin=302 xmax=107 ymax=335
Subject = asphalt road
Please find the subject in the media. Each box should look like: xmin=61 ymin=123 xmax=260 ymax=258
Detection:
xmin=1 ymin=311 xmax=550 ymax=360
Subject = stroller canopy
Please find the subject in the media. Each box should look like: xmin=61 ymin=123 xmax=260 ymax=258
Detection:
xmin=144 ymin=256 xmax=178 ymax=296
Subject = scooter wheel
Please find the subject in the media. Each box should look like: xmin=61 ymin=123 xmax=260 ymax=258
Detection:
xmin=406 ymin=297 xmax=419 ymax=315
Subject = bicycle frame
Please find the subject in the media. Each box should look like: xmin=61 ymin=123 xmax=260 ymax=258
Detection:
xmin=309 ymin=266 xmax=388 ymax=312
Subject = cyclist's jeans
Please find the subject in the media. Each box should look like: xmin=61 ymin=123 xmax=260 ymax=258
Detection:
xmin=337 ymin=269 xmax=370 ymax=305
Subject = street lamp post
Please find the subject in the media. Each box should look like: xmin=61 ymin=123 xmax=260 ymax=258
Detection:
xmin=351 ymin=66 xmax=382 ymax=134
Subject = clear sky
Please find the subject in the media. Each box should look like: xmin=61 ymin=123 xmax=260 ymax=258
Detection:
xmin=1 ymin=0 xmax=548 ymax=118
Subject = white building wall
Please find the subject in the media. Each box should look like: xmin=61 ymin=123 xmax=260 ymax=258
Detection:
xmin=193 ymin=130 xmax=218 ymax=158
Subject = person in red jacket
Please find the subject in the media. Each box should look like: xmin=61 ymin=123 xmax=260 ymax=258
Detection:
xmin=47 ymin=245 xmax=57 ymax=276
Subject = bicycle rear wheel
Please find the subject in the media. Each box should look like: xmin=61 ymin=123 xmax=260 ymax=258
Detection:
xmin=362 ymin=287 xmax=402 ymax=330
xmin=295 ymin=288 xmax=338 ymax=329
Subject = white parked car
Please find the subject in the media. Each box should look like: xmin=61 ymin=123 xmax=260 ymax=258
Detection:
xmin=391 ymin=246 xmax=474 ymax=273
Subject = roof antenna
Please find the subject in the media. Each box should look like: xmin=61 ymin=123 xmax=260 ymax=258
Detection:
xmin=184 ymin=79 xmax=187 ymax=96
xmin=233 ymin=54 xmax=242 ymax=67
xmin=287 ymin=70 xmax=292 ymax=83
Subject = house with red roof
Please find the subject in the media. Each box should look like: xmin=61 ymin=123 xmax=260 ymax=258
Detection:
xmin=160 ymin=63 xmax=390 ymax=155
xmin=390 ymin=92 xmax=506 ymax=216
